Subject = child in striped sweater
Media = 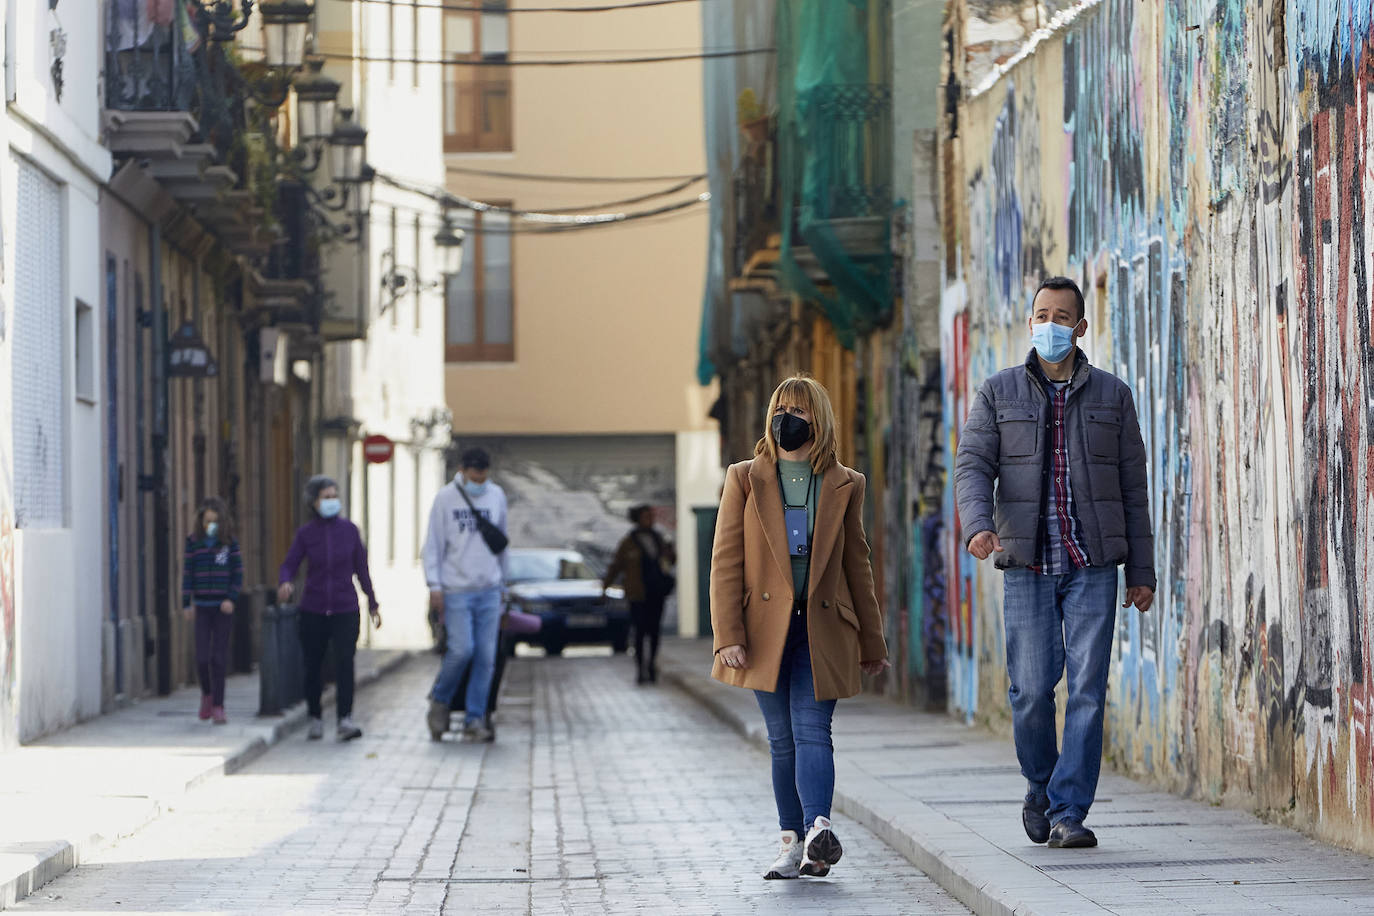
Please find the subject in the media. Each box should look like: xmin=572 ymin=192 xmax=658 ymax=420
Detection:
xmin=182 ymin=498 xmax=243 ymax=724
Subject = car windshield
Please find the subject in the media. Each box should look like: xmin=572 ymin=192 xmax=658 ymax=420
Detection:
xmin=506 ymin=552 xmax=596 ymax=584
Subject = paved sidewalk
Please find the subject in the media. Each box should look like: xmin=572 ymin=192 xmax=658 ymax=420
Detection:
xmin=11 ymin=651 xmax=968 ymax=915
xmin=0 ymin=648 xmax=408 ymax=909
xmin=659 ymin=637 xmax=1374 ymax=916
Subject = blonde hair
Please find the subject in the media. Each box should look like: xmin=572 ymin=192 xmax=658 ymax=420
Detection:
xmin=754 ymin=375 xmax=839 ymax=472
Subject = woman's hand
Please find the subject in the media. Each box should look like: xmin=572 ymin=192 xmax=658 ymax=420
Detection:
xmin=369 ymin=607 xmax=383 ymax=630
xmin=219 ymin=600 xmax=234 ymax=616
xmin=277 ymin=582 xmax=293 ymax=605
xmin=718 ymin=644 xmax=748 ymax=670
xmin=181 ymin=605 xmax=193 ymax=622
xmin=860 ymin=658 xmax=891 ymax=676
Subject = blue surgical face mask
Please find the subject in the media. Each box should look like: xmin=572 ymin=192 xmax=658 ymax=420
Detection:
xmin=1031 ymin=320 xmax=1078 ymax=363
xmin=463 ymin=480 xmax=489 ymax=499
xmin=318 ymin=497 xmax=342 ymax=519
xmin=205 ymin=521 xmax=219 ymax=541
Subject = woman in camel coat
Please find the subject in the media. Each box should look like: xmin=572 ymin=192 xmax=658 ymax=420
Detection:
xmin=710 ymin=374 xmax=889 ymax=881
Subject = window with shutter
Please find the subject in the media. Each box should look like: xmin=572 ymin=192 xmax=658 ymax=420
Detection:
xmin=12 ymin=159 xmax=67 ymax=529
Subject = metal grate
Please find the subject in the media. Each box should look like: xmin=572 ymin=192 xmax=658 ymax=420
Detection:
xmin=12 ymin=159 xmax=66 ymax=529
xmin=1039 ymin=856 xmax=1278 ymax=872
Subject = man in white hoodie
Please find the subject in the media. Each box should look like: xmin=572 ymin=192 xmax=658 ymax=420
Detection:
xmin=423 ymin=448 xmax=509 ymax=741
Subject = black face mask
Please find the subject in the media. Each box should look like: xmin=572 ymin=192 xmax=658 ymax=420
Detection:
xmin=771 ymin=412 xmax=813 ymax=452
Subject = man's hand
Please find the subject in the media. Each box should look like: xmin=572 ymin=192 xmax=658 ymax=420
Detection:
xmin=860 ymin=658 xmax=892 ymax=676
xmin=967 ymin=530 xmax=1004 ymax=560
xmin=429 ymin=589 xmax=443 ymax=611
xmin=276 ymin=582 xmax=293 ymax=605
xmin=1124 ymin=586 xmax=1154 ymax=613
xmin=181 ymin=605 xmax=193 ymax=622
xmin=219 ymin=599 xmax=234 ymax=616
xmin=370 ymin=607 xmax=383 ymax=629
xmin=718 ymin=644 xmax=748 ymax=670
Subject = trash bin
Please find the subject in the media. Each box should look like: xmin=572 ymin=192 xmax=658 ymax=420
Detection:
xmin=693 ymin=506 xmax=718 ymax=638
xmin=231 ymin=587 xmax=266 ymax=675
xmin=259 ymin=603 xmax=303 ymax=716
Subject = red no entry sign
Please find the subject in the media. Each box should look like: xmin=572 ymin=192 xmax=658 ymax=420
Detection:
xmin=362 ymin=434 xmax=394 ymax=464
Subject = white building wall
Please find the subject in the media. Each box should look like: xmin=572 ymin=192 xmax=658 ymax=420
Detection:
xmin=4 ymin=0 xmax=112 ymax=741
xmin=317 ymin=1 xmax=451 ymax=649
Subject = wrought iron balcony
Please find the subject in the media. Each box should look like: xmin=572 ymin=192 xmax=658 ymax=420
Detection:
xmin=104 ymin=0 xmax=248 ymax=196
xmin=794 ymin=82 xmax=892 ymax=257
xmin=731 ymin=118 xmax=779 ymax=277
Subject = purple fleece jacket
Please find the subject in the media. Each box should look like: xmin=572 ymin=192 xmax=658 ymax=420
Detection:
xmin=278 ymin=517 xmax=379 ymax=615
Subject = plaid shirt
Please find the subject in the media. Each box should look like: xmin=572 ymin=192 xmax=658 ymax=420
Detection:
xmin=1036 ymin=379 xmax=1090 ymax=574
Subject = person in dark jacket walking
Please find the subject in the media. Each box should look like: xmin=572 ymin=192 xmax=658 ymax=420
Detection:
xmin=182 ymin=498 xmax=242 ymax=725
xmin=278 ymin=476 xmax=381 ymax=741
xmin=955 ymin=276 xmax=1156 ymax=850
xmin=603 ymin=505 xmax=676 ymax=684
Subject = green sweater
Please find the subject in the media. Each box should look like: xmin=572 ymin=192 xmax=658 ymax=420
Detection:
xmin=778 ymin=459 xmax=818 ymax=597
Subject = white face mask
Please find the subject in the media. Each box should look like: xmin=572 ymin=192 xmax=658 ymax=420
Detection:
xmin=318 ymin=498 xmax=342 ymax=518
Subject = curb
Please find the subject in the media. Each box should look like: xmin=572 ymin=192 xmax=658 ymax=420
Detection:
xmin=0 ymin=651 xmax=413 ymax=910
xmin=661 ymin=661 xmax=1079 ymax=916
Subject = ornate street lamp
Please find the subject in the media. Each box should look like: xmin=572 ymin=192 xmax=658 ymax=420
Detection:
xmin=294 ymin=57 xmax=340 ymax=148
xmin=259 ymin=0 xmax=314 ymax=71
xmin=353 ymin=164 xmax=375 ymax=219
xmin=434 ymin=216 xmax=466 ymax=277
xmin=330 ymin=108 xmax=367 ymax=184
xmin=195 ymin=0 xmax=256 ymax=43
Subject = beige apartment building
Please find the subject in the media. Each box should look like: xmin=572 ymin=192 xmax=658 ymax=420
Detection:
xmin=441 ymin=0 xmax=719 ymax=635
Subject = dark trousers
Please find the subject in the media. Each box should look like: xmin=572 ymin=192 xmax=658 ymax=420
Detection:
xmin=299 ymin=611 xmax=360 ymax=721
xmin=194 ymin=605 xmax=234 ymax=706
xmin=630 ymin=596 xmax=666 ymax=676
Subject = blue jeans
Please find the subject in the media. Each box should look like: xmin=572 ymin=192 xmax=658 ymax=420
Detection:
xmin=1003 ymin=566 xmax=1118 ymax=826
xmin=754 ymin=618 xmax=838 ymax=834
xmin=430 ymin=587 xmax=504 ymax=724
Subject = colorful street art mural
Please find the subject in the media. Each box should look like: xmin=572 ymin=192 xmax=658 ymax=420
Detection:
xmin=950 ymin=0 xmax=1374 ymax=851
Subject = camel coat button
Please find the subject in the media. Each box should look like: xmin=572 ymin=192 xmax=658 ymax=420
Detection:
xmin=821 ymin=600 xmax=830 ymax=608
xmin=762 ymin=592 xmax=770 ymax=601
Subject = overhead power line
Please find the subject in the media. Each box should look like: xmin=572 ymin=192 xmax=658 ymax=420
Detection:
xmin=373 ymin=169 xmax=709 ymax=232
xmin=310 ymin=47 xmax=773 ymax=66
xmin=381 ymin=170 xmax=703 ymax=212
xmin=344 ymin=0 xmax=707 ymax=14
xmin=444 ymin=164 xmax=706 ymax=184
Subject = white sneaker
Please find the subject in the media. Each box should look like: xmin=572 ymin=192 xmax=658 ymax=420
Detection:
xmin=801 ymin=816 xmax=843 ymax=877
xmin=763 ymin=830 xmax=803 ymax=880
xmin=306 ymin=717 xmax=324 ymax=740
xmin=336 ymin=717 xmax=363 ymax=741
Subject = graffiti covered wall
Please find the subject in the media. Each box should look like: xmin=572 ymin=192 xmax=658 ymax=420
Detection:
xmin=951 ymin=0 xmax=1374 ymax=850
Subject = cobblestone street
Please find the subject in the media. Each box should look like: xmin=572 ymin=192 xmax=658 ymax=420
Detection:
xmin=13 ymin=654 xmax=968 ymax=915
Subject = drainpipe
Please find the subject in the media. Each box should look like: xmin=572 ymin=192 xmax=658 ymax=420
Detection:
xmin=150 ymin=224 xmax=172 ymax=695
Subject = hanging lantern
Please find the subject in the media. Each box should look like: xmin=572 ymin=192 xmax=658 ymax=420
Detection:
xmin=259 ymin=0 xmax=313 ymax=71
xmin=294 ymin=56 xmax=340 ymax=144
xmin=330 ymin=107 xmax=367 ymax=184
xmin=434 ymin=217 xmax=466 ymax=276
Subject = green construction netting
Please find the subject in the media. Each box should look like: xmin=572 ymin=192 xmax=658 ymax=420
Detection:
xmin=697 ymin=0 xmax=892 ymax=383
xmin=776 ymin=0 xmax=893 ymax=349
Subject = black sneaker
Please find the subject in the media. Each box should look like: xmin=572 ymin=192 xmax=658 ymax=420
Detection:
xmin=1047 ymin=818 xmax=1097 ymax=848
xmin=1022 ymin=795 xmax=1051 ymax=844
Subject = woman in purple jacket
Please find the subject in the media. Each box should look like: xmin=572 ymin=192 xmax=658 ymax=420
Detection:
xmin=277 ymin=476 xmax=382 ymax=741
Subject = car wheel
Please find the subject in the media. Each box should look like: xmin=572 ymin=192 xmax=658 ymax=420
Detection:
xmin=610 ymin=624 xmax=630 ymax=654
xmin=544 ymin=640 xmax=566 ymax=657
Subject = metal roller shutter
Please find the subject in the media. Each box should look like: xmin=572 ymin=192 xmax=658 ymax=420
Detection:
xmin=12 ymin=159 xmax=66 ymax=529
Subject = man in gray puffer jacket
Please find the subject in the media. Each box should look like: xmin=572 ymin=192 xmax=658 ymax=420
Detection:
xmin=955 ymin=276 xmax=1156 ymax=851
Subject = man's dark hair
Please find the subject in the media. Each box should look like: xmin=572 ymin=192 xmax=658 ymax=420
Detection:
xmin=627 ymin=504 xmax=653 ymax=524
xmin=1034 ymin=276 xmax=1085 ymax=322
xmin=460 ymin=447 xmax=491 ymax=470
